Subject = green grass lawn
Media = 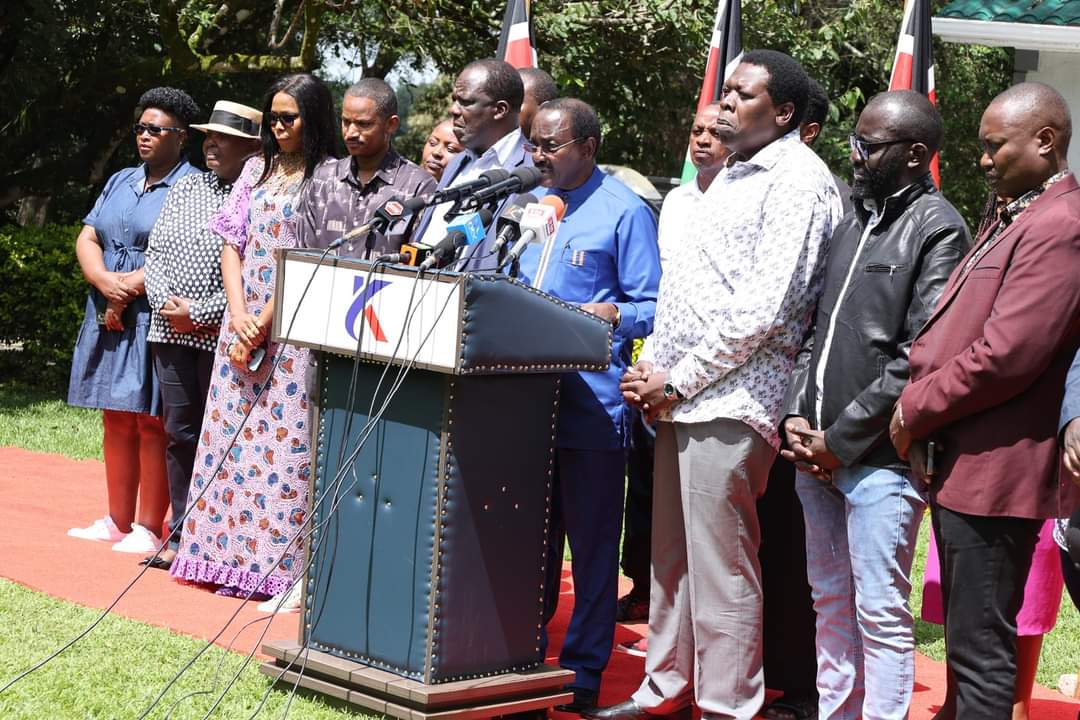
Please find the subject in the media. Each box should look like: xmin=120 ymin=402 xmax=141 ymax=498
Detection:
xmin=0 ymin=382 xmax=101 ymax=460
xmin=0 ymin=579 xmax=374 ymax=720
xmin=0 ymin=382 xmax=1076 ymax=708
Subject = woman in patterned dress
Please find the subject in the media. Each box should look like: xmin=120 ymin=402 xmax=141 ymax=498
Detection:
xmin=171 ymin=74 xmax=336 ymax=600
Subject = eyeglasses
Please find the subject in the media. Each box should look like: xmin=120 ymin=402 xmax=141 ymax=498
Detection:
xmin=848 ymin=134 xmax=915 ymax=161
xmin=133 ymin=123 xmax=184 ymax=137
xmin=269 ymin=112 xmax=300 ymax=127
xmin=524 ymin=137 xmax=585 ymax=156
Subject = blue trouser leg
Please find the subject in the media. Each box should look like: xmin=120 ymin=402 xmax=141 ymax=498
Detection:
xmin=543 ymin=447 xmax=625 ymax=692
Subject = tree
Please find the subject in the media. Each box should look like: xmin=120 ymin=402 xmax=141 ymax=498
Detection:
xmin=0 ymin=0 xmax=324 ymax=220
xmin=3 ymin=0 xmax=1010 ymax=229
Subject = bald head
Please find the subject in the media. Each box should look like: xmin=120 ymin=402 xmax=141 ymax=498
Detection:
xmin=979 ymin=82 xmax=1071 ymax=201
xmin=987 ymin=82 xmax=1072 ymax=157
xmin=863 ymin=90 xmax=943 ymax=152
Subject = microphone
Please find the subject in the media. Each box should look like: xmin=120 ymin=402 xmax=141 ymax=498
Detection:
xmin=464 ymin=166 xmax=543 ymax=207
xmin=376 ymin=242 xmax=431 ymax=265
xmin=419 ymin=231 xmax=467 ymax=271
xmin=491 ymin=193 xmax=537 ymax=259
xmin=500 ymin=195 xmax=567 ymax=271
xmin=419 ymin=208 xmax=493 ymax=271
xmin=329 ymin=195 xmax=427 ymax=250
xmin=429 ymin=168 xmax=511 ymax=206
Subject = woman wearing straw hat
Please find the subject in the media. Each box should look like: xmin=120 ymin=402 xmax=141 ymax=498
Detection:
xmin=141 ymin=100 xmax=263 ymax=569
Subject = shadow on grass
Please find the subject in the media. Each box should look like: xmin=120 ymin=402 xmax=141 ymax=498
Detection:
xmin=266 ymin=679 xmax=383 ymax=718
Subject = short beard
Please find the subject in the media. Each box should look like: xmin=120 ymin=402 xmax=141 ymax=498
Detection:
xmin=852 ymin=152 xmax=908 ymax=202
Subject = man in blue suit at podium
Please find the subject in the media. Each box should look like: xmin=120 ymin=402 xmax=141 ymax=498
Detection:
xmin=412 ymin=59 xmax=534 ymax=270
xmin=517 ymin=97 xmax=661 ymax=715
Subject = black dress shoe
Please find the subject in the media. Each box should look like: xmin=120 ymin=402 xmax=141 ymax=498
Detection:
xmin=615 ymin=593 xmax=649 ymax=623
xmin=583 ymin=700 xmax=691 ymax=720
xmin=554 ymin=688 xmax=599 ymax=715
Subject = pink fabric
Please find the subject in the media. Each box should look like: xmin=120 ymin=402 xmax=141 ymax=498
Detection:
xmin=922 ymin=518 xmax=1065 ymax=635
xmin=171 ymin=154 xmax=310 ymax=598
xmin=171 ymin=555 xmax=291 ymax=597
xmin=208 ymin=156 xmax=259 ymax=255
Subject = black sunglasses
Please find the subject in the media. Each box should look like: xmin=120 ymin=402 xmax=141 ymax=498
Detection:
xmin=268 ymin=111 xmax=300 ymax=127
xmin=133 ymin=123 xmax=184 ymax=137
xmin=848 ymin=134 xmax=916 ymax=161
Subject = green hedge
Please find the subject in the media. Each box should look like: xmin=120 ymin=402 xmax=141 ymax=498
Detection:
xmin=0 ymin=224 xmax=85 ymax=392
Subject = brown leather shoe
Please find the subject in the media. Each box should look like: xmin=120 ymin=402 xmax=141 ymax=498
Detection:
xmin=582 ymin=700 xmax=690 ymax=720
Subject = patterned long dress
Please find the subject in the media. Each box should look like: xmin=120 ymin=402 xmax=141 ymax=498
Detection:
xmin=171 ymin=155 xmax=312 ymax=597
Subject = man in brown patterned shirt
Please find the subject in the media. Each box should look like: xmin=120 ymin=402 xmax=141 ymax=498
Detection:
xmin=298 ymin=78 xmax=435 ymax=258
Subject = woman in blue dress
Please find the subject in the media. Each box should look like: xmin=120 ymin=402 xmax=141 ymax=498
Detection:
xmin=67 ymin=87 xmax=201 ymax=554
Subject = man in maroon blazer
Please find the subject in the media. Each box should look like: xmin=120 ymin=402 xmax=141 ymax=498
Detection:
xmin=889 ymin=82 xmax=1080 ymax=718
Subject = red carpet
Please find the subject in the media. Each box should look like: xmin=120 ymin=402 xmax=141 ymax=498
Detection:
xmin=1 ymin=446 xmax=1077 ymax=719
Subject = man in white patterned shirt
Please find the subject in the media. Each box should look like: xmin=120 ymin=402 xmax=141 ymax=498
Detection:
xmin=598 ymin=50 xmax=842 ymax=720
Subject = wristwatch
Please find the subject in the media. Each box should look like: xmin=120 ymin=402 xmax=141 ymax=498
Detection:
xmin=663 ymin=381 xmax=683 ymax=402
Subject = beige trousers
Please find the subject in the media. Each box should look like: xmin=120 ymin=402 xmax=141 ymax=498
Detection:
xmin=632 ymin=418 xmax=775 ymax=720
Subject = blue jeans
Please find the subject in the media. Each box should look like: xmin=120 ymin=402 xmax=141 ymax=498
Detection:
xmin=795 ymin=465 xmax=927 ymax=720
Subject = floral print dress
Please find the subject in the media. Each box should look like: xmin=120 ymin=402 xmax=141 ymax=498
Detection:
xmin=171 ymin=155 xmax=312 ymax=597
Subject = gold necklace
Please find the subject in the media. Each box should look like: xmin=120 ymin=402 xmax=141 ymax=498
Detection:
xmin=270 ymin=153 xmax=305 ymax=191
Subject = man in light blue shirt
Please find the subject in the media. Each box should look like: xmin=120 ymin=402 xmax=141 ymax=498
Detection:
xmin=412 ymin=59 xmax=533 ymax=268
xmin=517 ymin=97 xmax=661 ymax=714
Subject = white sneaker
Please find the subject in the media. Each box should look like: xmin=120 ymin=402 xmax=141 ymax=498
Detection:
xmin=111 ymin=523 xmax=162 ymax=554
xmin=1058 ymin=672 xmax=1079 ymax=698
xmin=257 ymin=582 xmax=302 ymax=614
xmin=68 ymin=516 xmax=128 ymax=543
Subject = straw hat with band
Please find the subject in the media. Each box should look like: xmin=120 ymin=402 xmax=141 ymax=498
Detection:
xmin=190 ymin=100 xmax=262 ymax=140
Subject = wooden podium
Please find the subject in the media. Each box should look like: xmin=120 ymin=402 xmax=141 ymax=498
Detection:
xmin=260 ymin=252 xmax=612 ymax=717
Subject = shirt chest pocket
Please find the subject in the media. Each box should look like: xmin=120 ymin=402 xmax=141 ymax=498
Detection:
xmin=555 ymin=247 xmax=602 ymax=302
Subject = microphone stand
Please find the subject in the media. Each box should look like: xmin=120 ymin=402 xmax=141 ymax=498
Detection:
xmin=363 ymin=230 xmax=376 ymax=261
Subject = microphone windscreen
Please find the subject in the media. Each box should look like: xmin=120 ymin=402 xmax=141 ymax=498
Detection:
xmin=403 ymin=195 xmax=430 ymax=212
xmin=479 ymin=168 xmax=511 ymax=185
xmin=510 ymin=166 xmax=543 ymax=191
xmin=447 ymin=212 xmax=487 ymax=246
xmin=540 ymin=194 xmax=567 ymax=221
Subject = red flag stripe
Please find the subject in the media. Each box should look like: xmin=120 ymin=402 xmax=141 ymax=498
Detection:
xmin=888 ymin=0 xmax=939 ymax=187
xmin=497 ymin=0 xmax=536 ymax=69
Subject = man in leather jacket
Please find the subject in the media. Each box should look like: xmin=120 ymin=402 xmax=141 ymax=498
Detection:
xmin=779 ymin=90 xmax=970 ymax=720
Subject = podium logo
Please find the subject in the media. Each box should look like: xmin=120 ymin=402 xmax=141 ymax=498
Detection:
xmin=345 ymin=275 xmax=390 ymax=342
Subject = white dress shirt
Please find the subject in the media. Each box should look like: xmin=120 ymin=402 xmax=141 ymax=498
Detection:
xmin=657 ymin=178 xmax=708 ymax=266
xmin=418 ymin=128 xmax=524 ymax=247
xmin=642 ymin=130 xmax=843 ymax=448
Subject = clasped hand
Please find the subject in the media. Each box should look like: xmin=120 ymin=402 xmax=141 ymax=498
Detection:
xmin=620 ymin=361 xmax=672 ymax=424
xmin=1063 ymin=418 xmax=1080 ymax=485
xmin=100 ymin=271 xmax=138 ymax=332
xmin=779 ymin=417 xmax=838 ymax=483
xmin=161 ymin=296 xmax=195 ymax=334
xmin=228 ymin=310 xmax=266 ymax=368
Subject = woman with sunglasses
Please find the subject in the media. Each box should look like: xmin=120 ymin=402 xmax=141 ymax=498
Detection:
xmin=68 ymin=87 xmax=200 ymax=553
xmin=171 ymin=74 xmax=335 ymax=609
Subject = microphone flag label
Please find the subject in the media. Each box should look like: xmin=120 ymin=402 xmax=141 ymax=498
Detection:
xmin=345 ymin=274 xmax=390 ymax=342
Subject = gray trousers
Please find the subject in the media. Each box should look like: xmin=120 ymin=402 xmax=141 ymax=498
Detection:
xmin=632 ymin=419 xmax=775 ymax=720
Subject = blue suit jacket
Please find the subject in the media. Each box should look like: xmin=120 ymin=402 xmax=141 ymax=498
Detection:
xmin=411 ymin=134 xmax=534 ymax=271
xmin=1062 ymin=347 xmax=1080 ymax=435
